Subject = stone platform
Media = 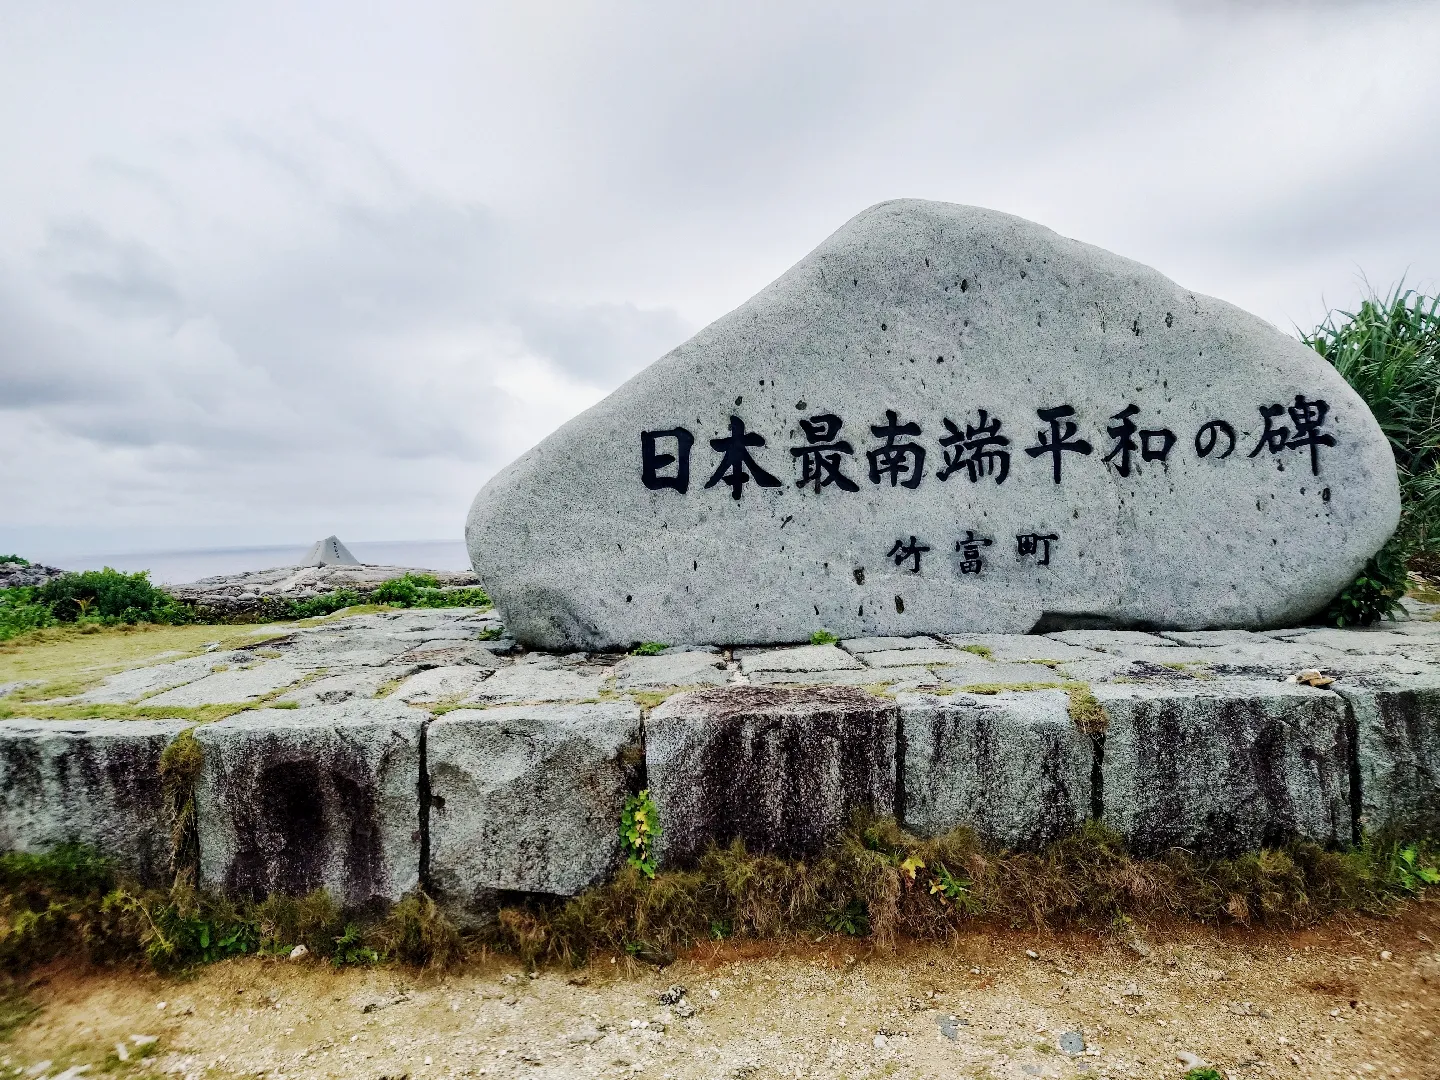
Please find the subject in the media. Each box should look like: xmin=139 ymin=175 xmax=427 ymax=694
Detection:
xmin=3 ymin=603 xmax=1439 ymax=915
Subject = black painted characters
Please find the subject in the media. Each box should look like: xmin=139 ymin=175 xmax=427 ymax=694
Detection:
xmin=641 ymin=397 xmax=1337 ymax=498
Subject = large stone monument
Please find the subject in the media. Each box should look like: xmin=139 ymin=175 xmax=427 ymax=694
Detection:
xmin=496 ymin=201 xmax=1394 ymax=649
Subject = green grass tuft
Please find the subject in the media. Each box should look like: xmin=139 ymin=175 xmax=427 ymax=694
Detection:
xmin=809 ymin=630 xmax=840 ymax=646
xmin=1305 ymin=286 xmax=1440 ymax=622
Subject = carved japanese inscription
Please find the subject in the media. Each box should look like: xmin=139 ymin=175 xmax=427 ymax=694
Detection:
xmin=467 ymin=200 xmax=1399 ymax=650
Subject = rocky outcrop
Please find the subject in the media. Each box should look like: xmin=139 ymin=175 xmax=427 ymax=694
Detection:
xmin=0 ymin=560 xmax=65 ymax=589
xmin=167 ymin=564 xmax=482 ymax=617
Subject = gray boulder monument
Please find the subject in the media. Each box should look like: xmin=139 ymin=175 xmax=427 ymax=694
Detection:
xmin=302 ymin=535 xmax=360 ymax=567
xmin=468 ymin=200 xmax=1399 ymax=650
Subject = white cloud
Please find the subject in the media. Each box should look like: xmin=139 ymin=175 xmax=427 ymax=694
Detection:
xmin=0 ymin=0 xmax=1436 ymax=559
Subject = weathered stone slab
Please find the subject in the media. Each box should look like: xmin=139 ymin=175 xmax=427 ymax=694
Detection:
xmin=737 ymin=645 xmax=864 ymax=674
xmin=941 ymin=634 xmax=1103 ymax=663
xmin=390 ymin=665 xmax=494 ymax=705
xmin=427 ymin=703 xmax=642 ymax=913
xmin=72 ymin=652 xmax=245 ymax=704
xmin=842 ymin=636 xmax=944 ymax=653
xmin=395 ymin=641 xmax=502 ymax=669
xmin=934 ymin=663 xmax=1070 ymax=689
xmin=610 ymin=651 xmax=729 ymax=690
xmin=194 ymin=702 xmax=421 ymax=906
xmin=1331 ymin=673 xmax=1440 ymax=839
xmin=467 ymin=200 xmax=1397 ymax=650
xmin=749 ymin=665 xmax=938 ymax=688
xmin=859 ymin=647 xmax=981 ymax=668
xmin=1046 ymin=630 xmax=1177 ymax=653
xmin=646 ymin=686 xmax=896 ymax=865
xmin=1095 ymin=681 xmax=1351 ymax=855
xmin=1282 ymin=629 xmax=1413 ymax=655
xmin=146 ymin=660 xmax=305 ymax=706
xmin=461 ymin=662 xmax=608 ymax=705
xmin=274 ymin=669 xmax=390 ymax=707
xmin=898 ymin=691 xmax=1091 ymax=847
xmin=0 ymin=718 xmax=188 ymax=885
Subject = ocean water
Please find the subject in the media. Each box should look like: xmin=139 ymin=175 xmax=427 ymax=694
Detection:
xmin=60 ymin=540 xmax=473 ymax=585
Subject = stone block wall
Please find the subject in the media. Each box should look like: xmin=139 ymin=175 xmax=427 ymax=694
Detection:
xmin=4 ymin=610 xmax=1440 ymax=913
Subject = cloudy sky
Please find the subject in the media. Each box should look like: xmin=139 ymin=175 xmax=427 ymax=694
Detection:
xmin=3 ymin=0 xmax=1437 ymax=561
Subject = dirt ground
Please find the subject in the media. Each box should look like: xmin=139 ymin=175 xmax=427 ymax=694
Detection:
xmin=4 ymin=904 xmax=1438 ymax=1080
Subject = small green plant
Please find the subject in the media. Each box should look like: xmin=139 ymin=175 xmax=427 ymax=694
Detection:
xmin=369 ymin=574 xmax=489 ymax=610
xmin=1305 ymin=286 xmax=1440 ymax=555
xmin=823 ymin=898 xmax=869 ymax=936
xmin=1183 ymin=1069 xmax=1223 ymax=1080
xmin=1326 ymin=537 xmax=1409 ymax=627
xmin=810 ymin=629 xmax=839 ymax=645
xmin=1386 ymin=845 xmax=1440 ymax=893
xmin=478 ymin=626 xmax=504 ymax=640
xmin=957 ymin=643 xmax=993 ymax=659
xmin=331 ymin=922 xmax=380 ymax=965
xmin=631 ymin=642 xmax=668 ymax=656
xmin=0 ymin=555 xmax=30 ymax=567
xmin=619 ymin=788 xmax=661 ymax=878
xmin=928 ymin=862 xmax=978 ymax=912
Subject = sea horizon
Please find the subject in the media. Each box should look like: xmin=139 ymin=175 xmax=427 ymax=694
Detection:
xmin=42 ymin=539 xmax=473 ymax=585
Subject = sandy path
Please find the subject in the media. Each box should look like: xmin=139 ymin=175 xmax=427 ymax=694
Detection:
xmin=6 ymin=907 xmax=1438 ymax=1080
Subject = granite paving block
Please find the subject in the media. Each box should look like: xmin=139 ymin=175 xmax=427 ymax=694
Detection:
xmin=841 ymin=636 xmax=944 ymax=654
xmin=462 ymin=664 xmax=608 ymax=705
xmin=860 ymin=648 xmax=985 ymax=669
xmin=194 ymin=702 xmax=422 ymax=905
xmin=941 ymin=635 xmax=1104 ymax=663
xmin=427 ymin=702 xmax=642 ymax=917
xmin=390 ymin=665 xmax=494 ymax=704
xmin=1096 ymin=681 xmax=1351 ymax=855
xmin=73 ymin=652 xmax=245 ymax=704
xmin=647 ymin=686 xmax=896 ymax=865
xmin=610 ymin=651 xmax=729 ymax=690
xmin=274 ymin=669 xmax=391 ymax=707
xmin=146 ymin=660 xmax=306 ymax=706
xmin=737 ymin=645 xmax=866 ymax=674
xmin=899 ymin=691 xmax=1091 ymax=848
xmin=0 ymin=718 xmax=190 ymax=885
xmin=1331 ymin=672 xmax=1440 ymax=839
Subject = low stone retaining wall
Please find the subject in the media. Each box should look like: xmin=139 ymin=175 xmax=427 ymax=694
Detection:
xmin=2 ymin=607 xmax=1439 ymax=914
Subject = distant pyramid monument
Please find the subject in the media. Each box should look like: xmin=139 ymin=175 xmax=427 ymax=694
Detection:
xmin=301 ymin=536 xmax=360 ymax=567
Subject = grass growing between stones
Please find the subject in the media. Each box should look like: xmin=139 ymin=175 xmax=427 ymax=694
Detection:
xmin=489 ymin=820 xmax=1440 ymax=969
xmin=0 ymin=622 xmax=291 ymax=696
xmin=4 ymin=824 xmax=1434 ymax=977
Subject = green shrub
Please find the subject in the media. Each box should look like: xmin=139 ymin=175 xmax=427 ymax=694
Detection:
xmin=370 ymin=573 xmax=439 ymax=605
xmin=1305 ymin=287 xmax=1440 ymax=555
xmin=35 ymin=568 xmax=191 ymax=626
xmin=0 ymin=588 xmax=56 ymax=642
xmin=0 ymin=556 xmax=29 ymax=567
xmin=284 ymin=589 xmax=364 ymax=619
